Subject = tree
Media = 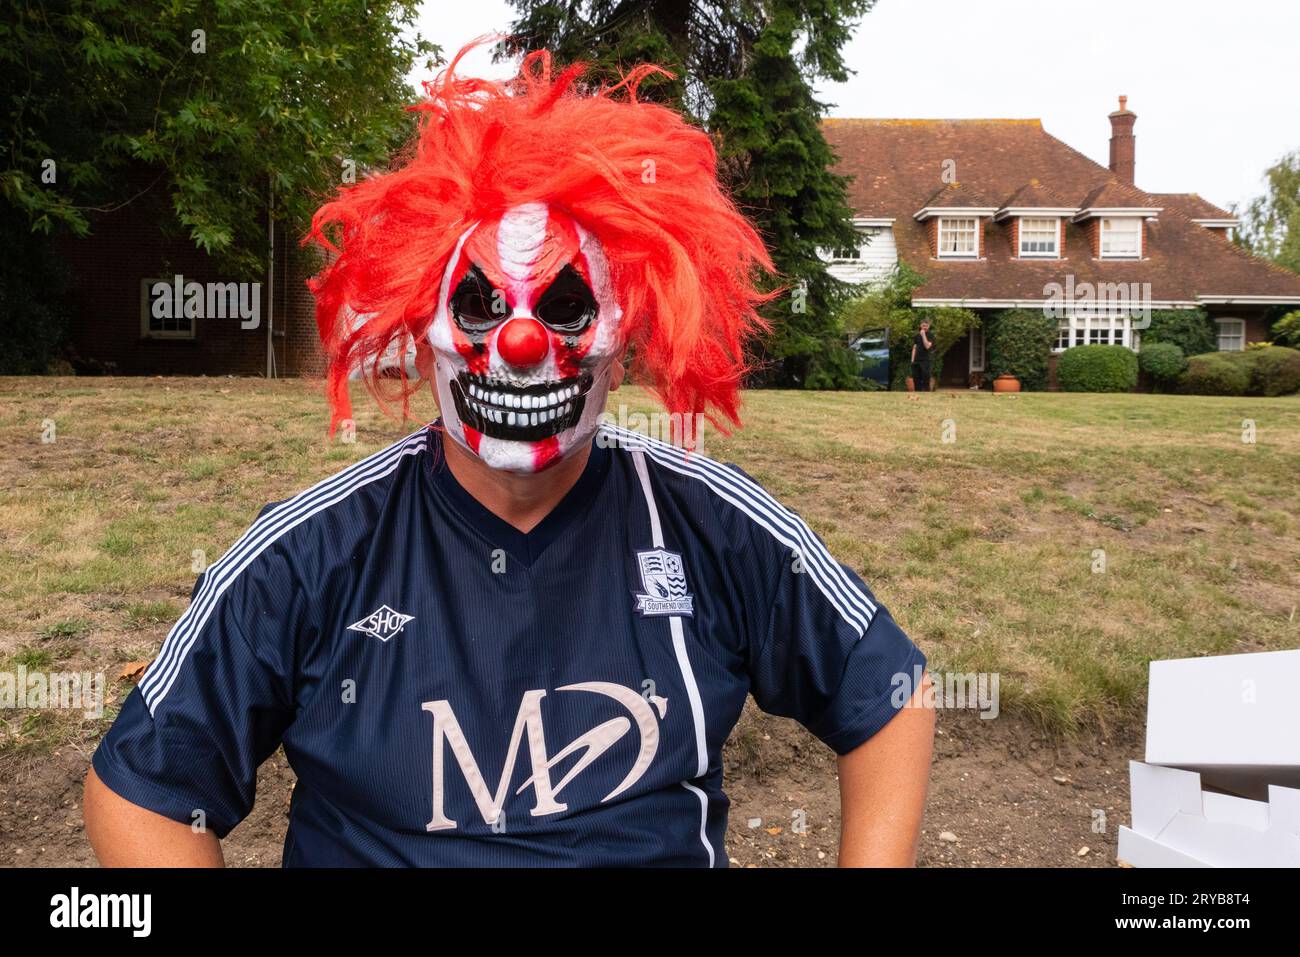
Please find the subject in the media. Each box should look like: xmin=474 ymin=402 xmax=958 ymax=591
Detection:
xmin=1234 ymin=150 xmax=1300 ymax=275
xmin=503 ymin=0 xmax=873 ymax=388
xmin=2 ymin=0 xmax=435 ymax=278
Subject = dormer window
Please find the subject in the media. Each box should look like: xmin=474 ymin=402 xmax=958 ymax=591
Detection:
xmin=1018 ymin=217 xmax=1060 ymax=258
xmin=938 ymin=217 xmax=978 ymax=258
xmin=1100 ymin=217 xmax=1142 ymax=258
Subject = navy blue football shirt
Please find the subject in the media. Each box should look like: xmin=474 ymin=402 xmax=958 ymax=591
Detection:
xmin=93 ymin=422 xmax=925 ymax=866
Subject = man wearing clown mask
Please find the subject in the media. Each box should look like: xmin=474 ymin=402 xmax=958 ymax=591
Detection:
xmin=85 ymin=45 xmax=934 ymax=868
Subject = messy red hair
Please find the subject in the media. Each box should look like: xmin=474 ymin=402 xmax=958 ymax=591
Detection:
xmin=306 ymin=40 xmax=774 ymax=436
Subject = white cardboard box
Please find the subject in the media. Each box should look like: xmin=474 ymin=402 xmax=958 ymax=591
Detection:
xmin=1122 ymin=761 xmax=1300 ymax=867
xmin=1146 ymin=649 xmax=1300 ymax=798
xmin=1117 ymin=826 xmax=1208 ymax=868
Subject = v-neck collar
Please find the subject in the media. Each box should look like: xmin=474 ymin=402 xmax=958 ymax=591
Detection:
xmin=425 ymin=425 xmax=611 ymax=567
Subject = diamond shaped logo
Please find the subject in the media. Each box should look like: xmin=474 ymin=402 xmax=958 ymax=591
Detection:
xmin=346 ymin=604 xmax=414 ymax=642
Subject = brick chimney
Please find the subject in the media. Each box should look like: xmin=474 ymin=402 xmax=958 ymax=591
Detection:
xmin=1108 ymin=95 xmax=1136 ymax=185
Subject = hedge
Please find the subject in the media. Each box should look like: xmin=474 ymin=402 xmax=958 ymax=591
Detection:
xmin=1240 ymin=346 xmax=1300 ymax=396
xmin=1138 ymin=342 xmax=1187 ymax=389
xmin=1139 ymin=309 xmax=1217 ymax=358
xmin=1057 ymin=344 xmax=1138 ymax=392
xmin=1182 ymin=353 xmax=1252 ymax=395
xmin=986 ymin=309 xmax=1056 ymax=391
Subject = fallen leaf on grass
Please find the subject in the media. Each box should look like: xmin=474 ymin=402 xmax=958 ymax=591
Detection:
xmin=118 ymin=661 xmax=150 ymax=683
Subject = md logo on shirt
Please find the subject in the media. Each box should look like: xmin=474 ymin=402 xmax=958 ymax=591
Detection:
xmin=422 ymin=681 xmax=668 ymax=831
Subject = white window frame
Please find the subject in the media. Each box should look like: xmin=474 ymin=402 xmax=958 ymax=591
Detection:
xmin=1018 ymin=217 xmax=1060 ymax=258
xmin=1054 ymin=313 xmax=1138 ymax=352
xmin=1099 ymin=217 xmax=1142 ymax=259
xmin=937 ymin=217 xmax=979 ymax=259
xmin=140 ymin=277 xmax=196 ymax=339
xmin=1216 ymin=317 xmax=1246 ymax=352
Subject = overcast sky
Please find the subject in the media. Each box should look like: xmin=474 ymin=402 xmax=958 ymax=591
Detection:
xmin=407 ymin=0 xmax=1299 ymax=212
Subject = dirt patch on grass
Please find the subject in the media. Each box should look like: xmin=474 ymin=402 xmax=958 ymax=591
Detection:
xmin=2 ymin=705 xmax=1135 ymax=868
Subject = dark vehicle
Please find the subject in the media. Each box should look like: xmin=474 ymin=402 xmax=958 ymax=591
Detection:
xmin=851 ymin=328 xmax=890 ymax=388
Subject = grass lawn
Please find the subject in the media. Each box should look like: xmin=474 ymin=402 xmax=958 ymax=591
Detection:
xmin=1 ymin=377 xmax=1297 ymax=758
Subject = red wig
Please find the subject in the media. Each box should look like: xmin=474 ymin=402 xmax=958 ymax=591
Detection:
xmin=306 ymin=40 xmax=774 ymax=436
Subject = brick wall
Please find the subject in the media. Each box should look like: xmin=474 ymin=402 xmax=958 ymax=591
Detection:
xmin=56 ymin=172 xmax=323 ymax=377
xmin=1084 ymin=218 xmax=1100 ymax=258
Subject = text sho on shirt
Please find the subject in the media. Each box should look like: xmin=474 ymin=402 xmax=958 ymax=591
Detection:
xmin=94 ymin=424 xmax=925 ymax=866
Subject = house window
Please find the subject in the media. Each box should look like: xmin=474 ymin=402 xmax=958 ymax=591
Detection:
xmin=1216 ymin=318 xmax=1246 ymax=352
xmin=1100 ymin=217 xmax=1141 ymax=258
xmin=140 ymin=278 xmax=196 ymax=339
xmin=1055 ymin=314 xmax=1136 ymax=351
xmin=830 ymin=245 xmax=861 ymax=261
xmin=1018 ymin=217 xmax=1059 ymax=257
xmin=938 ymin=217 xmax=978 ymax=258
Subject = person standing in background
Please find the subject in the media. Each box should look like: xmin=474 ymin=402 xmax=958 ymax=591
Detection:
xmin=910 ymin=319 xmax=934 ymax=392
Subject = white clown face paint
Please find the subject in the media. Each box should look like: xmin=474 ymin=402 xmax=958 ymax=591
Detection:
xmin=428 ymin=202 xmax=623 ymax=473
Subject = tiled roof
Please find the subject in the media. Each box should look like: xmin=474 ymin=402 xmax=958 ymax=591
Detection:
xmin=820 ymin=118 xmax=1300 ymax=304
xmin=1150 ymin=192 xmax=1236 ymax=221
xmin=918 ymin=180 xmax=994 ymax=211
xmin=1077 ymin=178 xmax=1160 ymax=211
xmin=998 ymin=179 xmax=1074 ymax=210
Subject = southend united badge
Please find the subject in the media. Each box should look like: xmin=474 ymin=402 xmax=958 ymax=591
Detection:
xmin=633 ymin=549 xmax=694 ymax=617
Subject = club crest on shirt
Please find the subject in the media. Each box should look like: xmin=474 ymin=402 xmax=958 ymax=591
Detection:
xmin=347 ymin=604 xmax=415 ymax=642
xmin=633 ymin=549 xmax=694 ymax=617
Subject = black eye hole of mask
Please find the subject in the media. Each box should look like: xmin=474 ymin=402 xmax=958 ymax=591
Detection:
xmin=450 ymin=265 xmax=508 ymax=333
xmin=534 ymin=265 xmax=598 ymax=334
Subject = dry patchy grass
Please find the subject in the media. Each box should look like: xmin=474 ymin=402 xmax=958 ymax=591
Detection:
xmin=0 ymin=377 xmax=1296 ymax=756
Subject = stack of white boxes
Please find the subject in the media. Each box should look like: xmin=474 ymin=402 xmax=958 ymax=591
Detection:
xmin=1119 ymin=648 xmax=1300 ymax=867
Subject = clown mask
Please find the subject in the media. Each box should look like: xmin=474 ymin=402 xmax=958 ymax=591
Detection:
xmin=427 ymin=202 xmax=623 ymax=473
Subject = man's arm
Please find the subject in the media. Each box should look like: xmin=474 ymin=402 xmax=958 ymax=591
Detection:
xmin=84 ymin=766 xmax=224 ymax=867
xmin=836 ymin=671 xmax=934 ymax=866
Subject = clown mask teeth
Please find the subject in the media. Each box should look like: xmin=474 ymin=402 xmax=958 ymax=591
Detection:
xmin=452 ymin=372 xmax=592 ymax=443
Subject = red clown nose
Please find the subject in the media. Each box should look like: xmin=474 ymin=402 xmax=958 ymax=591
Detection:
xmin=496 ymin=316 xmax=550 ymax=367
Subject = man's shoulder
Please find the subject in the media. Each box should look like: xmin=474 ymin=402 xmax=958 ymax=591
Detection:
xmin=242 ymin=427 xmax=432 ymax=567
xmin=596 ymin=422 xmax=798 ymax=557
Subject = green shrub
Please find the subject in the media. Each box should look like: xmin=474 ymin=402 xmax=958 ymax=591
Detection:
xmin=986 ymin=309 xmax=1056 ymax=391
xmin=1242 ymin=345 xmax=1300 ymax=396
xmin=1057 ymin=344 xmax=1138 ymax=392
xmin=1271 ymin=310 xmax=1300 ymax=347
xmin=1138 ymin=342 xmax=1187 ymax=389
xmin=1140 ymin=309 xmax=1217 ymax=357
xmin=1182 ymin=353 xmax=1251 ymax=395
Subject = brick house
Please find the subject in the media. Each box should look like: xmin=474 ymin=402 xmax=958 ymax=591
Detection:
xmin=821 ymin=98 xmax=1300 ymax=387
xmin=58 ymin=172 xmax=325 ymax=377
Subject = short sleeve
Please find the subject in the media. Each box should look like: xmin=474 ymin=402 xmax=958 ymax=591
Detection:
xmin=91 ymin=554 xmax=298 ymax=838
xmin=747 ymin=545 xmax=926 ymax=756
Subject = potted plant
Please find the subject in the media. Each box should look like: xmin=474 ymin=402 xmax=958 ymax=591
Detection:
xmin=986 ymin=309 xmax=1056 ymax=392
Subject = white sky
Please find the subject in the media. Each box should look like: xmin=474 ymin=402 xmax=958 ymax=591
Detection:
xmin=407 ymin=0 xmax=1299 ymax=212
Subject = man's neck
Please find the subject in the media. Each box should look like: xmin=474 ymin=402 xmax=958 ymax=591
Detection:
xmin=440 ymin=433 xmax=593 ymax=534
